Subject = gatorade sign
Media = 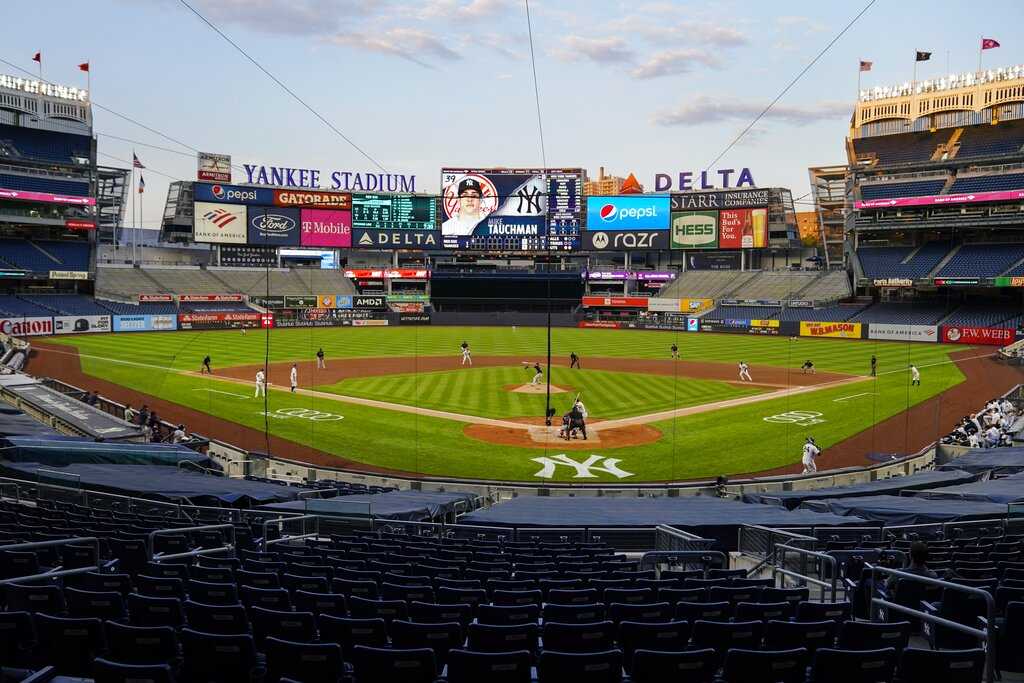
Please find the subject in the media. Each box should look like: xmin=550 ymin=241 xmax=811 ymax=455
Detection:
xmin=670 ymin=211 xmax=717 ymax=249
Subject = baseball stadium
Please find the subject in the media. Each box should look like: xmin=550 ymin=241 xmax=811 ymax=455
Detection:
xmin=4 ymin=3 xmax=1024 ymax=682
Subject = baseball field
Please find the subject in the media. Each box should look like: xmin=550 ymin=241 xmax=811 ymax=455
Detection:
xmin=29 ymin=326 xmax=1014 ymax=483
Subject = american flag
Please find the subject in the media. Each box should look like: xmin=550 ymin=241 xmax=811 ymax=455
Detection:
xmin=132 ymin=153 xmax=145 ymax=169
xmin=859 ymin=60 xmax=873 ymax=72
xmin=138 ymin=175 xmax=145 ymax=194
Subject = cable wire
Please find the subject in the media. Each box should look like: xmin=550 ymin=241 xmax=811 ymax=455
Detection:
xmin=524 ymin=0 xmax=547 ymax=168
xmin=704 ymin=0 xmax=877 ymax=170
xmin=176 ymin=0 xmax=387 ymax=172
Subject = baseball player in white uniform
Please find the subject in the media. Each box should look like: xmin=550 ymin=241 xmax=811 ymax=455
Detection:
xmin=910 ymin=365 xmax=920 ymax=386
xmin=460 ymin=341 xmax=472 ymax=366
xmin=290 ymin=364 xmax=298 ymax=393
xmin=530 ymin=362 xmax=543 ymax=385
xmin=574 ymin=398 xmax=588 ymax=419
xmin=255 ymin=369 xmax=266 ymax=398
xmin=738 ymin=361 xmax=752 ymax=382
xmin=801 ymin=437 xmax=820 ymax=474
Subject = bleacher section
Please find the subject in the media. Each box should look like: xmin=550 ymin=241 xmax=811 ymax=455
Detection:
xmin=852 ymin=130 xmax=949 ymax=165
xmin=0 ymin=239 xmax=90 ymax=273
xmin=97 ymin=266 xmax=360 ymax=300
xmin=0 ymin=123 xmax=90 ymax=164
xmin=949 ymin=172 xmax=1024 ymax=194
xmin=810 ymin=270 xmax=853 ymax=300
xmin=955 ymin=120 xmax=1024 ymax=159
xmin=725 ymin=271 xmax=819 ymax=300
xmin=851 ymin=302 xmax=951 ymax=324
xmin=0 ymin=171 xmax=89 ymax=196
xmin=857 ymin=242 xmax=951 ymax=279
xmin=18 ymin=295 xmax=110 ymax=315
xmin=705 ymin=305 xmax=781 ymax=320
xmin=942 ymin=305 xmax=1023 ymax=328
xmin=778 ymin=303 xmax=868 ymax=322
xmin=860 ymin=179 xmax=946 ymax=200
xmin=657 ymin=270 xmax=741 ymax=299
xmin=936 ymin=244 xmax=1024 ymax=278
xmin=0 ymin=295 xmax=51 ymax=317
xmin=661 ymin=270 xmax=846 ymax=302
xmin=37 ymin=240 xmax=90 ymax=271
xmin=97 ymin=300 xmax=178 ymax=315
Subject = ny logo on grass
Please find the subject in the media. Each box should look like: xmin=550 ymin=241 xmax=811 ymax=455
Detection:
xmin=531 ymin=454 xmax=634 ymax=480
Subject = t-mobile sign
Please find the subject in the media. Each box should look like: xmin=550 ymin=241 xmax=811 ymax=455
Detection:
xmin=300 ymin=209 xmax=351 ymax=247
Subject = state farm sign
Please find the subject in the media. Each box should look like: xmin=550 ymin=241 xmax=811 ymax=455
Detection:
xmin=941 ymin=325 xmax=1014 ymax=346
xmin=0 ymin=316 xmax=54 ymax=336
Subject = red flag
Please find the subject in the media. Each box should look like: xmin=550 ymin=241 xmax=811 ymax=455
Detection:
xmin=981 ymin=38 xmax=1000 ymax=50
xmin=32 ymin=52 xmax=41 ymax=63
xmin=859 ymin=60 xmax=873 ymax=72
xmin=78 ymin=62 xmax=90 ymax=72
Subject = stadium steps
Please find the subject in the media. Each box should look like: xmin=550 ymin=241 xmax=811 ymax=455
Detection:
xmin=136 ymin=267 xmax=170 ymax=293
xmin=901 ymin=244 xmax=924 ymax=264
xmin=925 ymin=244 xmax=963 ymax=278
xmin=999 ymin=255 xmax=1024 ymax=277
xmin=26 ymin=241 xmax=61 ymax=266
xmin=720 ymin=271 xmax=761 ymax=298
xmin=203 ymin=267 xmax=242 ymax=294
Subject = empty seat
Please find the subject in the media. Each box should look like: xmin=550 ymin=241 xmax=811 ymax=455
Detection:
xmin=183 ymin=600 xmax=249 ymax=635
xmin=265 ymin=637 xmax=344 ymax=683
xmin=478 ymin=603 xmax=540 ymax=626
xmin=351 ymin=645 xmax=437 ymax=683
xmin=616 ymin=620 xmax=690 ymax=673
xmin=34 ymin=613 xmax=106 ymax=677
xmin=127 ymin=593 xmax=184 ymax=629
xmin=92 ymin=658 xmax=175 ymax=683
xmin=690 ymin=619 xmax=764 ymax=659
xmin=797 ymin=601 xmax=852 ymax=623
xmin=897 ymin=647 xmax=984 ymax=683
xmin=607 ymin=602 xmax=672 ymax=624
xmin=543 ymin=602 xmax=606 ymax=624
xmin=390 ymin=619 xmax=463 ymax=669
xmin=5 ymin=583 xmax=65 ymax=614
xmin=468 ymin=622 xmax=539 ymax=655
xmin=810 ymin=647 xmax=896 ymax=683
xmin=630 ymin=648 xmax=715 ymax=683
xmin=180 ymin=628 xmax=261 ymax=683
xmin=187 ymin=580 xmax=238 ymax=605
xmin=446 ymin=649 xmax=532 ymax=683
xmin=765 ymin=619 xmax=837 ymax=653
xmin=537 ymin=649 xmax=623 ymax=683
xmin=724 ymin=648 xmax=808 ymax=683
xmin=0 ymin=611 xmax=35 ymax=668
xmin=241 ymin=585 xmax=292 ymax=611
xmin=346 ymin=595 xmax=408 ymax=624
xmin=65 ymin=587 xmax=127 ymax=620
xmin=838 ymin=620 xmax=910 ymax=653
xmin=675 ymin=601 xmax=730 ymax=622
xmin=542 ymin=620 xmax=616 ymax=653
xmin=293 ymin=590 xmax=347 ymax=617
xmin=104 ymin=621 xmax=178 ymax=666
xmin=250 ymin=606 xmax=317 ymax=646
xmin=135 ymin=575 xmax=185 ymax=600
xmin=318 ymin=614 xmax=388 ymax=660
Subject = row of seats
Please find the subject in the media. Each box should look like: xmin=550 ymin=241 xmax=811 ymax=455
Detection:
xmin=860 ymin=179 xmax=946 ymax=200
xmin=938 ymin=243 xmax=1024 ymax=277
xmin=0 ymin=171 xmax=89 ymax=196
xmin=857 ymin=242 xmax=951 ymax=279
xmin=0 ymin=123 xmax=90 ymax=164
xmin=0 ymin=239 xmax=89 ymax=273
xmin=949 ymin=171 xmax=1024 ymax=194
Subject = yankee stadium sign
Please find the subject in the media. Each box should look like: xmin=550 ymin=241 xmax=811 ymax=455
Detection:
xmin=243 ymin=164 xmax=416 ymax=193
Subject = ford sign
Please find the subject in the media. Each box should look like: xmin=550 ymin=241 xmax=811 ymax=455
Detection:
xmin=246 ymin=206 xmax=301 ymax=245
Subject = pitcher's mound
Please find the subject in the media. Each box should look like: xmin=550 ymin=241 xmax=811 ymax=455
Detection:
xmin=506 ymin=383 xmax=569 ymax=394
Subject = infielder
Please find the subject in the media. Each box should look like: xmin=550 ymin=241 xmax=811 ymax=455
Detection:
xmin=569 ymin=352 xmax=581 ymax=369
xmin=460 ymin=341 xmax=472 ymax=366
xmin=530 ymin=362 xmax=543 ymax=385
xmin=910 ymin=365 xmax=920 ymax=386
xmin=290 ymin=364 xmax=298 ymax=393
xmin=801 ymin=437 xmax=820 ymax=474
xmin=801 ymin=360 xmax=815 ymax=374
xmin=671 ymin=343 xmax=679 ymax=359
xmin=201 ymin=355 xmax=212 ymax=374
xmin=316 ymin=348 xmax=326 ymax=369
xmin=254 ymin=369 xmax=266 ymax=398
xmin=738 ymin=361 xmax=752 ymax=382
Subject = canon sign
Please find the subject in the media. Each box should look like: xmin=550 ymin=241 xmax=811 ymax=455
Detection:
xmin=0 ymin=317 xmax=53 ymax=336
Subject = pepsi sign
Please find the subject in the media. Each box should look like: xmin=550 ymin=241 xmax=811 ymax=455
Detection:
xmin=585 ymin=196 xmax=669 ymax=231
xmin=194 ymin=182 xmax=275 ymax=205
xmin=246 ymin=206 xmax=300 ymax=245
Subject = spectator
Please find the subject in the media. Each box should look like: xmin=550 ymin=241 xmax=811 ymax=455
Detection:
xmin=171 ymin=424 xmax=187 ymax=443
xmin=123 ymin=403 xmax=137 ymax=424
xmin=85 ymin=390 xmax=98 ymax=406
xmin=985 ymin=424 xmax=1001 ymax=448
xmin=138 ymin=404 xmax=150 ymax=427
xmin=887 ymin=541 xmax=936 ymax=590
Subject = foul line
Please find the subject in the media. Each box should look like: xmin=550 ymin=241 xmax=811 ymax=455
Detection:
xmin=833 ymin=392 xmax=871 ymax=402
xmin=33 ymin=345 xmax=998 ymax=434
xmin=191 ymin=388 xmax=249 ymax=399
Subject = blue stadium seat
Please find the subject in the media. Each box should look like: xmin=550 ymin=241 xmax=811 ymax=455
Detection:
xmin=542 ymin=620 xmax=616 ymax=653
xmin=897 ymin=647 xmax=985 ymax=683
xmin=949 ymin=172 xmax=1024 ymax=194
xmin=467 ymin=622 xmax=539 ymax=656
xmin=0 ymin=611 xmax=36 ymax=668
xmin=103 ymin=621 xmax=178 ymax=666
xmin=860 ymin=179 xmax=945 ymax=200
xmin=317 ymin=614 xmax=388 ymax=660
xmin=630 ymin=648 xmax=716 ymax=683
xmin=127 ymin=593 xmax=185 ymax=629
xmin=0 ymin=123 xmax=90 ymax=163
xmin=956 ymin=121 xmax=1024 ymax=159
xmin=351 ymin=645 xmax=438 ymax=683
xmin=723 ymin=647 xmax=808 ymax=683
xmin=0 ymin=172 xmax=89 ymax=196
xmin=249 ymin=606 xmax=316 ymax=647
xmin=537 ymin=649 xmax=623 ymax=683
xmin=937 ymin=244 xmax=1024 ymax=278
xmin=446 ymin=649 xmax=532 ymax=683
xmin=764 ymin=619 xmax=837 ymax=653
xmin=292 ymin=589 xmax=347 ymax=617
xmin=853 ymin=130 xmax=949 ymax=165
xmin=92 ymin=658 xmax=175 ymax=683
xmin=180 ymin=628 xmax=261 ymax=683
xmin=34 ymin=613 xmax=106 ymax=677
xmin=183 ymin=600 xmax=249 ymax=635
xmin=389 ymin=619 xmax=463 ymax=669
xmin=264 ymin=637 xmax=344 ymax=683
xmin=810 ymin=647 xmax=896 ymax=683
xmin=616 ymin=620 xmax=690 ymax=673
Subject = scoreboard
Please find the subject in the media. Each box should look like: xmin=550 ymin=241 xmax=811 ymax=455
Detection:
xmin=443 ymin=234 xmax=580 ymax=251
xmin=546 ymin=170 xmax=583 ymax=233
xmin=352 ymin=193 xmax=437 ymax=231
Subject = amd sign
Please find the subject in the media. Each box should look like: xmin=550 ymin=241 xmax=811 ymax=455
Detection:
xmin=353 ymin=296 xmax=387 ymax=310
xmin=583 ymin=230 xmax=667 ymax=251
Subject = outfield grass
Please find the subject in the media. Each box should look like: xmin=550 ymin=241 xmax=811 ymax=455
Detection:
xmin=321 ymin=366 xmax=765 ymax=420
xmin=42 ymin=327 xmax=971 ymax=482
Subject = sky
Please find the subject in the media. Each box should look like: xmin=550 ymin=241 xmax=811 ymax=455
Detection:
xmin=6 ymin=0 xmax=1024 ymax=228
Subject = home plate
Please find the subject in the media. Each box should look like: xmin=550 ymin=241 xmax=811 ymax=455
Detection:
xmin=526 ymin=424 xmax=601 ymax=444
xmin=508 ymin=384 xmax=569 ymax=394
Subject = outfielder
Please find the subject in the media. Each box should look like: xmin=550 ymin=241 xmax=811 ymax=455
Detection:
xmin=316 ymin=348 xmax=326 ymax=369
xmin=910 ymin=365 xmax=921 ymax=386
xmin=254 ymin=369 xmax=266 ymax=398
xmin=738 ymin=361 xmax=752 ymax=382
xmin=201 ymin=355 xmax=212 ymax=374
xmin=801 ymin=437 xmax=820 ymax=474
xmin=460 ymin=341 xmax=472 ymax=366
xmin=290 ymin=364 xmax=298 ymax=393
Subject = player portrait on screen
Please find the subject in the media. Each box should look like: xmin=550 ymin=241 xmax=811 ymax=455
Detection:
xmin=442 ymin=177 xmax=490 ymax=235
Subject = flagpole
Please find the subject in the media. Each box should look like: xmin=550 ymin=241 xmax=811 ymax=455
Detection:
xmin=913 ymin=51 xmax=918 ymax=87
xmin=131 ymin=151 xmax=136 ymax=266
xmin=977 ymin=36 xmax=983 ymax=75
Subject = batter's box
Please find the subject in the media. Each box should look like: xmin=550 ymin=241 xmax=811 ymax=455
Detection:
xmin=526 ymin=424 xmax=601 ymax=444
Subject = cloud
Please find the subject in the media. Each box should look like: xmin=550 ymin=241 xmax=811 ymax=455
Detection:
xmin=416 ymin=0 xmax=511 ymax=20
xmin=603 ymin=15 xmax=749 ymax=47
xmin=653 ymin=96 xmax=851 ymax=126
xmin=551 ymin=36 xmax=636 ymax=64
xmin=463 ymin=32 xmax=523 ymax=60
xmin=327 ymin=28 xmax=461 ymax=68
xmin=776 ymin=15 xmax=829 ymax=34
xmin=630 ymin=48 xmax=722 ymax=79
xmin=177 ymin=0 xmax=379 ymax=36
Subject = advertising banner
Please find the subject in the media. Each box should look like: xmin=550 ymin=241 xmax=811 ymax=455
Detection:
xmin=855 ymin=188 xmax=1024 ymax=210
xmin=178 ymin=312 xmax=262 ymax=330
xmin=343 ymin=269 xmax=429 ymax=279
xmin=352 ymin=193 xmax=437 ymax=231
xmin=934 ymin=278 xmax=982 ymax=287
xmin=197 ymin=152 xmax=231 ymax=183
xmin=685 ymin=252 xmax=741 ymax=270
xmin=273 ymin=308 xmax=383 ymax=327
xmin=800 ymin=321 xmax=863 ymax=339
xmin=750 ymin=319 xmax=780 ymax=328
xmin=868 ymin=324 xmax=939 ymax=343
xmin=283 ymin=295 xmax=319 ymax=308
xmin=352 ymin=319 xmax=389 ymax=327
xmin=392 ymin=302 xmax=425 ymax=313
xmin=0 ymin=316 xmax=53 ymax=336
xmin=139 ymin=294 xmax=174 ymax=303
xmin=687 ymin=318 xmax=699 ymax=332
xmin=581 ymin=296 xmax=648 ymax=308
xmin=354 ymin=295 xmax=387 ymax=310
xmin=0 ymin=188 xmax=95 ymax=206
xmin=194 ymin=202 xmax=247 ymax=243
xmin=246 ymin=206 xmax=301 ymax=246
xmin=194 ymin=182 xmax=275 ymax=205
xmin=53 ymin=315 xmax=110 ymax=335
xmin=670 ymin=210 xmax=717 ymax=249
xmin=718 ymin=208 xmax=748 ymax=248
xmin=583 ymin=229 xmax=668 ymax=251
xmin=647 ymin=298 xmax=682 ymax=313
xmin=585 ymin=196 xmax=670 ymax=230
xmin=872 ymin=277 xmax=915 ymax=288
xmin=681 ymin=298 xmax=714 ymax=313
xmin=388 ymin=294 xmax=431 ymax=303
xmin=698 ymin=319 xmax=752 ymax=333
xmin=112 ymin=314 xmax=178 ymax=332
xmin=587 ymin=271 xmax=631 ymax=280
xmin=64 ymin=220 xmax=96 ymax=231
xmin=635 ymin=271 xmax=676 ymax=281
xmin=579 ymin=321 xmax=621 ymax=329
xmin=441 ymin=168 xmax=583 ymax=237
xmin=49 ymin=270 xmax=89 ymax=280
xmin=274 ymin=189 xmax=351 ymax=210
xmin=220 ymin=245 xmax=277 ymax=268
xmin=179 ymin=294 xmax=244 ymax=302
xmin=300 ymin=209 xmax=351 ymax=247
xmin=399 ymin=313 xmax=431 ymax=324
xmin=941 ymin=325 xmax=1014 ymax=346
xmin=994 ymin=276 xmax=1024 ymax=288
xmin=670 ymin=188 xmax=770 ymax=210
xmin=353 ymin=229 xmax=441 ymax=249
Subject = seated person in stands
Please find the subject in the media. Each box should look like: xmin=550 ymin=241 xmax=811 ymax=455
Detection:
xmin=887 ymin=541 xmax=936 ymax=590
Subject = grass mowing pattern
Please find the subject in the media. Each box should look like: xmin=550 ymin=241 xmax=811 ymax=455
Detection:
xmin=45 ymin=327 xmax=971 ymax=482
xmin=322 ymin=366 xmax=765 ymax=420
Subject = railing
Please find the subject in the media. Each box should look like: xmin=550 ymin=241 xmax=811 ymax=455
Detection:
xmin=148 ymin=524 xmax=235 ymax=563
xmin=0 ymin=538 xmax=102 ymax=586
xmin=260 ymin=515 xmax=320 ymax=548
xmin=0 ymin=481 xmax=19 ymax=503
xmin=867 ymin=564 xmax=996 ymax=683
xmin=773 ymin=543 xmax=842 ymax=602
xmin=655 ymin=525 xmax=716 ymax=553
xmin=738 ymin=524 xmax=816 ymax=562
xmin=639 ymin=550 xmax=729 ymax=574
